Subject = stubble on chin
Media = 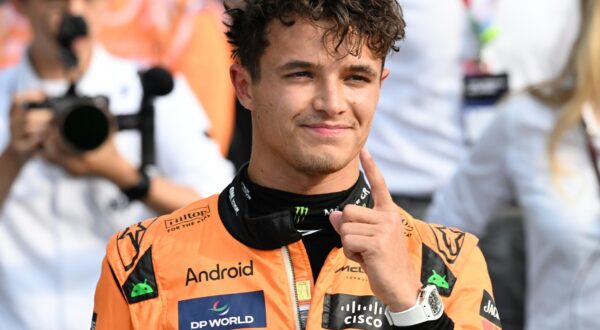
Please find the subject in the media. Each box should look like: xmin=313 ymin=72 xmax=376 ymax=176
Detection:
xmin=292 ymin=153 xmax=346 ymax=175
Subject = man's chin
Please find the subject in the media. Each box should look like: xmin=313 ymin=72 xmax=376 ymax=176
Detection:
xmin=292 ymin=153 xmax=347 ymax=176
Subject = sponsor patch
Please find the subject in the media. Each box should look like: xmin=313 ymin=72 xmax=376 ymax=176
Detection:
xmin=430 ymin=225 xmax=465 ymax=264
xmin=186 ymin=260 xmax=254 ymax=286
xmin=322 ymin=294 xmax=392 ymax=329
xmin=122 ymin=247 xmax=159 ymax=304
xmin=117 ymin=219 xmax=157 ymax=271
xmin=178 ymin=291 xmax=266 ymax=330
xmin=334 ymin=264 xmax=368 ymax=282
xmin=90 ymin=312 xmax=97 ymax=330
xmin=165 ymin=206 xmax=211 ymax=233
xmin=480 ymin=290 xmax=502 ymax=327
xmin=421 ymin=244 xmax=457 ymax=296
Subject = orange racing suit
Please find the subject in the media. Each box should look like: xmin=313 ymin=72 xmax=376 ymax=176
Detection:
xmin=92 ymin=173 xmax=502 ymax=330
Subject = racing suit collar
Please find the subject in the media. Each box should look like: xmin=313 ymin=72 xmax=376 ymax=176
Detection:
xmin=217 ymin=164 xmax=374 ymax=250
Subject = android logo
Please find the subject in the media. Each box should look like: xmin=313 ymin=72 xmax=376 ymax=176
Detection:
xmin=427 ymin=270 xmax=449 ymax=289
xmin=130 ymin=278 xmax=154 ymax=298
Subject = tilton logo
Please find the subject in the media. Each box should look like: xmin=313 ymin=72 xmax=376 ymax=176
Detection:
xmin=209 ymin=301 xmax=230 ymax=316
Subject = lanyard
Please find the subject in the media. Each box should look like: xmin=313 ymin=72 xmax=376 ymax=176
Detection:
xmin=582 ymin=119 xmax=600 ymax=189
xmin=462 ymin=0 xmax=500 ymax=48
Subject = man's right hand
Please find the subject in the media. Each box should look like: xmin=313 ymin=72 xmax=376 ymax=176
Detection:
xmin=8 ymin=91 xmax=54 ymax=162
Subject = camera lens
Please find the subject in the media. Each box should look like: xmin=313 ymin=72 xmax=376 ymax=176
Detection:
xmin=62 ymin=104 xmax=110 ymax=151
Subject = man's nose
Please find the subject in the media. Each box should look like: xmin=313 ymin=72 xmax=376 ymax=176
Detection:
xmin=312 ymin=79 xmax=348 ymax=115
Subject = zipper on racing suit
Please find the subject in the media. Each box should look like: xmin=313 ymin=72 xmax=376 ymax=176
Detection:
xmin=282 ymin=246 xmax=303 ymax=330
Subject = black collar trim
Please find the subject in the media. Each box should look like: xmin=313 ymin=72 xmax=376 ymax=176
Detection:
xmin=217 ymin=165 xmax=374 ymax=250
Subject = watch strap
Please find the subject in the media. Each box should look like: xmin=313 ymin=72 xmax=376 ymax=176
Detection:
xmin=121 ymin=169 xmax=151 ymax=201
xmin=385 ymin=285 xmax=444 ymax=327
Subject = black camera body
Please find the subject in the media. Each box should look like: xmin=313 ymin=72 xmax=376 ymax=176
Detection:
xmin=27 ymin=95 xmax=112 ymax=153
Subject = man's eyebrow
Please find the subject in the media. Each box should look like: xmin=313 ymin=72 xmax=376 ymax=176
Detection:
xmin=277 ymin=60 xmax=318 ymax=72
xmin=276 ymin=61 xmax=380 ymax=77
xmin=347 ymin=64 xmax=379 ymax=78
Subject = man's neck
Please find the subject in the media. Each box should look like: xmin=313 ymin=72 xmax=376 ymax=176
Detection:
xmin=246 ymin=157 xmax=361 ymax=195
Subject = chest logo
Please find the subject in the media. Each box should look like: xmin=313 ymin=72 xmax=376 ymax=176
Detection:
xmin=322 ymin=294 xmax=393 ymax=329
xmin=178 ymin=291 xmax=266 ymax=330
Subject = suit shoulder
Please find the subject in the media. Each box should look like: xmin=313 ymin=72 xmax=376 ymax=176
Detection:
xmin=412 ymin=219 xmax=480 ymax=266
xmin=409 ymin=217 xmax=483 ymax=297
xmin=105 ymin=196 xmax=218 ymax=273
xmin=102 ymin=196 xmax=218 ymax=304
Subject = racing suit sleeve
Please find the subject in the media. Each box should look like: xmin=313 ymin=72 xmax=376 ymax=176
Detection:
xmin=444 ymin=245 xmax=502 ymax=329
xmin=92 ymin=257 xmax=133 ymax=330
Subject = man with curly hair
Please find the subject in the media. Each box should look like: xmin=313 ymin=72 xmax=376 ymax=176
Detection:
xmin=92 ymin=1 xmax=501 ymax=329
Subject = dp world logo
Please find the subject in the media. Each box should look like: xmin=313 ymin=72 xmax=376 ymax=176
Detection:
xmin=179 ymin=291 xmax=266 ymax=329
xmin=209 ymin=301 xmax=230 ymax=316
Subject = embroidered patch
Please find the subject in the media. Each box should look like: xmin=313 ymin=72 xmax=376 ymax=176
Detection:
xmin=480 ymin=290 xmax=502 ymax=327
xmin=117 ymin=218 xmax=157 ymax=271
xmin=90 ymin=312 xmax=97 ymax=330
xmin=421 ymin=244 xmax=457 ymax=296
xmin=164 ymin=206 xmax=211 ymax=233
xmin=322 ymin=293 xmax=392 ymax=330
xmin=178 ymin=291 xmax=267 ymax=330
xmin=430 ymin=225 xmax=465 ymax=264
xmin=122 ymin=247 xmax=159 ymax=304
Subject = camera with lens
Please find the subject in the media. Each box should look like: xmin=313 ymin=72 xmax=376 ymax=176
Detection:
xmin=26 ymin=95 xmax=113 ymax=153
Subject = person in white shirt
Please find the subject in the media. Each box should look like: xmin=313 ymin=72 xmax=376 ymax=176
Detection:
xmin=427 ymin=0 xmax=600 ymax=328
xmin=367 ymin=1 xmax=580 ymax=328
xmin=0 ymin=0 xmax=234 ymax=329
xmin=367 ymin=0 xmax=580 ymax=216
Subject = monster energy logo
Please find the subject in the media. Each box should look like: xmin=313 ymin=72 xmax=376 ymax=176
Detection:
xmin=294 ymin=206 xmax=309 ymax=223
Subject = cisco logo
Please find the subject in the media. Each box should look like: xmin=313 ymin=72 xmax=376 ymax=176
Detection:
xmin=322 ymin=294 xmax=392 ymax=330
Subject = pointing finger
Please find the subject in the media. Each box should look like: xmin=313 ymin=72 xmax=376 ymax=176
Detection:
xmin=329 ymin=210 xmax=343 ymax=235
xmin=360 ymin=148 xmax=395 ymax=210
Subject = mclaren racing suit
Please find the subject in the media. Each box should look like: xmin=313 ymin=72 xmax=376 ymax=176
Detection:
xmin=92 ymin=173 xmax=502 ymax=330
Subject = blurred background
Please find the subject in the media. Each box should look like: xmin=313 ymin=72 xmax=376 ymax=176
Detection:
xmin=1 ymin=0 xmax=595 ymax=329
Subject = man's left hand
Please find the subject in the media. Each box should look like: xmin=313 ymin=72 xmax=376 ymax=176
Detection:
xmin=329 ymin=149 xmax=422 ymax=312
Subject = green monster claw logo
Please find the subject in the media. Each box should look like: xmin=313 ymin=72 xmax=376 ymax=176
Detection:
xmin=130 ymin=279 xmax=154 ymax=298
xmin=294 ymin=206 xmax=309 ymax=224
xmin=427 ymin=270 xmax=450 ymax=289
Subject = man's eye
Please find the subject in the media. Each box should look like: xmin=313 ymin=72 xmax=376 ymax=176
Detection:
xmin=287 ymin=72 xmax=312 ymax=79
xmin=348 ymin=75 xmax=370 ymax=82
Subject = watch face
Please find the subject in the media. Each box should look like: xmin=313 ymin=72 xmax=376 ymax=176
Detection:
xmin=428 ymin=291 xmax=443 ymax=316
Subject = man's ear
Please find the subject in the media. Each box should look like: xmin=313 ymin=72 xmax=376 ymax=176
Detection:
xmin=230 ymin=63 xmax=254 ymax=110
xmin=380 ymin=68 xmax=390 ymax=84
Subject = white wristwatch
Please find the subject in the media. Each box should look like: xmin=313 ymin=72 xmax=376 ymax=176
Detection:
xmin=384 ymin=285 xmax=444 ymax=327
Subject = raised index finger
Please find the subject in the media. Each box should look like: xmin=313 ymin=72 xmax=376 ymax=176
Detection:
xmin=360 ymin=148 xmax=395 ymax=210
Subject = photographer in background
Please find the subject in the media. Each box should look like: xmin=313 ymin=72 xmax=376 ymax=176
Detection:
xmin=0 ymin=0 xmax=234 ymax=328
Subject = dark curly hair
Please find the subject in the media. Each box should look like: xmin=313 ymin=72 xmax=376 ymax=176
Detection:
xmin=224 ymin=0 xmax=405 ymax=80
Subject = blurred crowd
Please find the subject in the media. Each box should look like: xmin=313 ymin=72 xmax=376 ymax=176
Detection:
xmin=0 ymin=0 xmax=597 ymax=329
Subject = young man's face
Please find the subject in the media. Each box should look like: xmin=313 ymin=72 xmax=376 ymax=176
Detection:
xmin=234 ymin=18 xmax=388 ymax=177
